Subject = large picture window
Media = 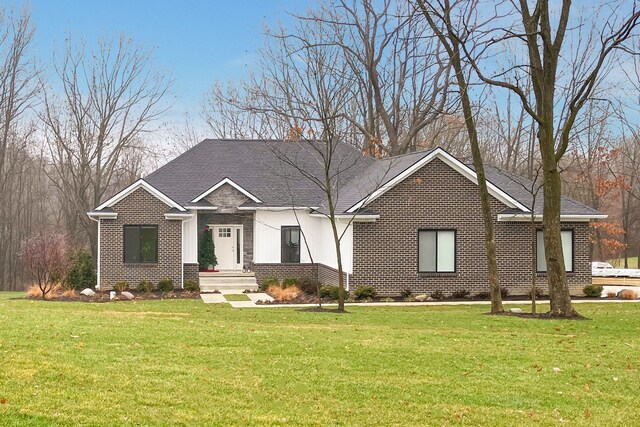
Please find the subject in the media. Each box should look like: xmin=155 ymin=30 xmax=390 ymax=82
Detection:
xmin=124 ymin=225 xmax=158 ymax=263
xmin=418 ymin=229 xmax=456 ymax=273
xmin=536 ymin=230 xmax=573 ymax=272
xmin=281 ymin=226 xmax=301 ymax=263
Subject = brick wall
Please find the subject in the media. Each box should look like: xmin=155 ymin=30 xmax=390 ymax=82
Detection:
xmin=183 ymin=263 xmax=199 ymax=284
xmin=252 ymin=263 xmax=318 ymax=285
xmin=352 ymin=158 xmax=592 ymax=297
xmin=99 ymin=188 xmax=183 ymax=290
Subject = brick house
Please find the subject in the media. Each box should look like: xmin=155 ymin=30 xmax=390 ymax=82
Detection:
xmin=88 ymin=139 xmax=605 ymax=295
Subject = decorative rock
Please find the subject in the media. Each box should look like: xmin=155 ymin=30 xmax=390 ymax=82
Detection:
xmin=80 ymin=288 xmax=95 ymax=297
xmin=119 ymin=291 xmax=135 ymax=301
xmin=552 ymin=367 xmax=561 ymax=374
xmin=509 ymin=308 xmax=523 ymax=313
xmin=414 ymin=294 xmax=428 ymax=302
xmin=426 ymin=296 xmax=434 ymax=301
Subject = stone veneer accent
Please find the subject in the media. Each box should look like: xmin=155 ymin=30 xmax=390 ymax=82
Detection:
xmin=99 ymin=188 xmax=183 ymax=290
xmin=352 ymin=158 xmax=591 ymax=297
xmin=197 ymin=183 xmax=254 ymax=269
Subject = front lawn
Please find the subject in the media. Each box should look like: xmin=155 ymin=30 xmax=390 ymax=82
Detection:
xmin=0 ymin=292 xmax=638 ymax=426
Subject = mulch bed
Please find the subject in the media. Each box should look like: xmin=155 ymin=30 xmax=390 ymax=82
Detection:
xmin=24 ymin=290 xmax=201 ymax=303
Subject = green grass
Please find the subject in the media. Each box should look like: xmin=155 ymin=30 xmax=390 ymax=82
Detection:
xmin=610 ymin=257 xmax=638 ymax=268
xmin=0 ymin=292 xmax=638 ymax=426
xmin=222 ymin=294 xmax=250 ymax=301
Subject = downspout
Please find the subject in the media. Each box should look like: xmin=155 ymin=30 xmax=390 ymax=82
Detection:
xmin=88 ymin=216 xmax=101 ymax=290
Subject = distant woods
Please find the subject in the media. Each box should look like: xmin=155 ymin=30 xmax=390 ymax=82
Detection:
xmin=0 ymin=6 xmax=171 ymax=289
xmin=1 ymin=1 xmax=639 ymax=290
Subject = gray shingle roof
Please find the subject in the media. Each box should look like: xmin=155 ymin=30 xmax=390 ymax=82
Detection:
xmin=144 ymin=139 xmax=374 ymax=207
xmin=480 ymin=165 xmax=603 ymax=216
xmin=141 ymin=140 xmax=601 ymax=217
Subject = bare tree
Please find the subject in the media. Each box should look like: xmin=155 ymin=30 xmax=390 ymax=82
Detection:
xmin=0 ymin=5 xmax=44 ymax=290
xmin=40 ymin=34 xmax=171 ymax=261
xmin=418 ymin=0 xmax=505 ymax=313
xmin=20 ymin=232 xmax=70 ymax=299
xmin=419 ymin=0 xmax=640 ymax=317
xmin=297 ymin=0 xmax=451 ymax=155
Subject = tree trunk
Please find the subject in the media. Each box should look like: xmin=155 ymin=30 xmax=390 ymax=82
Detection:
xmin=541 ymin=156 xmax=575 ymax=317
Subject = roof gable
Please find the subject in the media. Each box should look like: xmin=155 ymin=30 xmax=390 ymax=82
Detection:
xmin=191 ymin=178 xmax=262 ymax=203
xmin=346 ymin=148 xmax=530 ymax=213
xmin=95 ymin=179 xmax=186 ymax=212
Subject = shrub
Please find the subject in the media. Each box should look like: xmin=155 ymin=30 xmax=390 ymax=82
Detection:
xmin=354 ymin=285 xmax=376 ymax=300
xmin=431 ymin=290 xmax=445 ymax=300
xmin=297 ymin=277 xmax=320 ymax=294
xmin=475 ymin=291 xmax=490 ymax=300
xmin=500 ymin=288 xmax=510 ymax=298
xmin=320 ymin=285 xmax=340 ymax=300
xmin=381 ymin=297 xmax=395 ymax=302
xmin=452 ymin=289 xmax=470 ymax=299
xmin=607 ymin=291 xmax=616 ymax=298
xmin=282 ymin=277 xmax=298 ymax=288
xmin=260 ymin=276 xmax=279 ymax=291
xmin=114 ymin=281 xmax=129 ymax=293
xmin=184 ymin=280 xmax=200 ymax=292
xmin=400 ymin=288 xmax=413 ymax=299
xmin=137 ymin=280 xmax=154 ymax=293
xmin=61 ymin=288 xmax=77 ymax=298
xmin=157 ymin=279 xmax=174 ymax=293
xmin=65 ymin=250 xmax=96 ymax=290
xmin=618 ymin=289 xmax=638 ymax=300
xmin=403 ymin=295 xmax=416 ymax=302
xmin=529 ymin=287 xmax=544 ymax=299
xmin=266 ymin=284 xmax=301 ymax=301
xmin=583 ymin=284 xmax=603 ymax=298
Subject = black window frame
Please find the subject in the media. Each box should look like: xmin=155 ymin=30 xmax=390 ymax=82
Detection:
xmin=281 ymin=226 xmax=301 ymax=263
xmin=536 ymin=229 xmax=574 ymax=273
xmin=417 ymin=229 xmax=457 ymax=273
xmin=123 ymin=225 xmax=159 ymax=264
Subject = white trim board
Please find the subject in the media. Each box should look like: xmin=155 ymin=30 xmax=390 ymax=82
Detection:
xmin=497 ymin=213 xmax=608 ymax=222
xmin=347 ymin=148 xmax=530 ymax=214
xmin=191 ymin=178 xmax=262 ymax=203
xmin=95 ymin=179 xmax=186 ymax=212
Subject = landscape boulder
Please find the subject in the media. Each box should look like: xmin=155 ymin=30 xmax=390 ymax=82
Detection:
xmin=119 ymin=291 xmax=135 ymax=301
xmin=509 ymin=308 xmax=523 ymax=313
xmin=80 ymin=288 xmax=95 ymax=297
xmin=414 ymin=294 xmax=428 ymax=302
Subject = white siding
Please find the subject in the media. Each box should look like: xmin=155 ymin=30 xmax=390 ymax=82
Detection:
xmin=182 ymin=212 xmax=198 ymax=263
xmin=253 ymin=210 xmax=353 ymax=273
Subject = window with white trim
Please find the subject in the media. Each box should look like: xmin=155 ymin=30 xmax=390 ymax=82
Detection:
xmin=536 ymin=230 xmax=573 ymax=272
xmin=418 ymin=230 xmax=456 ymax=272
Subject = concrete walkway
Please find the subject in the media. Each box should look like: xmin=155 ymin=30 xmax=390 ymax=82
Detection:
xmin=200 ymin=295 xmax=639 ymax=308
xmin=200 ymin=292 xmax=273 ymax=307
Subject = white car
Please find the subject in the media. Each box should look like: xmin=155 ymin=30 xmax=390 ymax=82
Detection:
xmin=592 ymin=261 xmax=614 ymax=270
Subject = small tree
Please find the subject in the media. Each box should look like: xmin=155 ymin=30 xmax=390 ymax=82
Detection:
xmin=198 ymin=227 xmax=217 ymax=271
xmin=19 ymin=232 xmax=70 ymax=299
xmin=65 ymin=249 xmax=96 ymax=289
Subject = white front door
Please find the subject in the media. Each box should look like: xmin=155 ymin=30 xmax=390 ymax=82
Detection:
xmin=212 ymin=225 xmax=242 ymax=270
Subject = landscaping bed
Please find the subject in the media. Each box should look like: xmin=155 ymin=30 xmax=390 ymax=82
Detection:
xmin=24 ymin=285 xmax=200 ymax=302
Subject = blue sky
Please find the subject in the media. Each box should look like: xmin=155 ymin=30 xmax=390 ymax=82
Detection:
xmin=16 ymin=0 xmax=305 ymax=126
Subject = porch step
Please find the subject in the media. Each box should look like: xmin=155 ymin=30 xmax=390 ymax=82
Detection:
xmin=199 ymin=272 xmax=259 ymax=293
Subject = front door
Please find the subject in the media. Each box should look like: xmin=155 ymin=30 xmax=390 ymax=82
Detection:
xmin=212 ymin=225 xmax=242 ymax=270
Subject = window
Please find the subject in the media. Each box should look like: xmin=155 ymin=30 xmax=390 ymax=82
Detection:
xmin=281 ymin=226 xmax=301 ymax=263
xmin=536 ymin=230 xmax=573 ymax=272
xmin=418 ymin=230 xmax=456 ymax=273
xmin=123 ymin=225 xmax=158 ymax=263
xmin=218 ymin=227 xmax=231 ymax=238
